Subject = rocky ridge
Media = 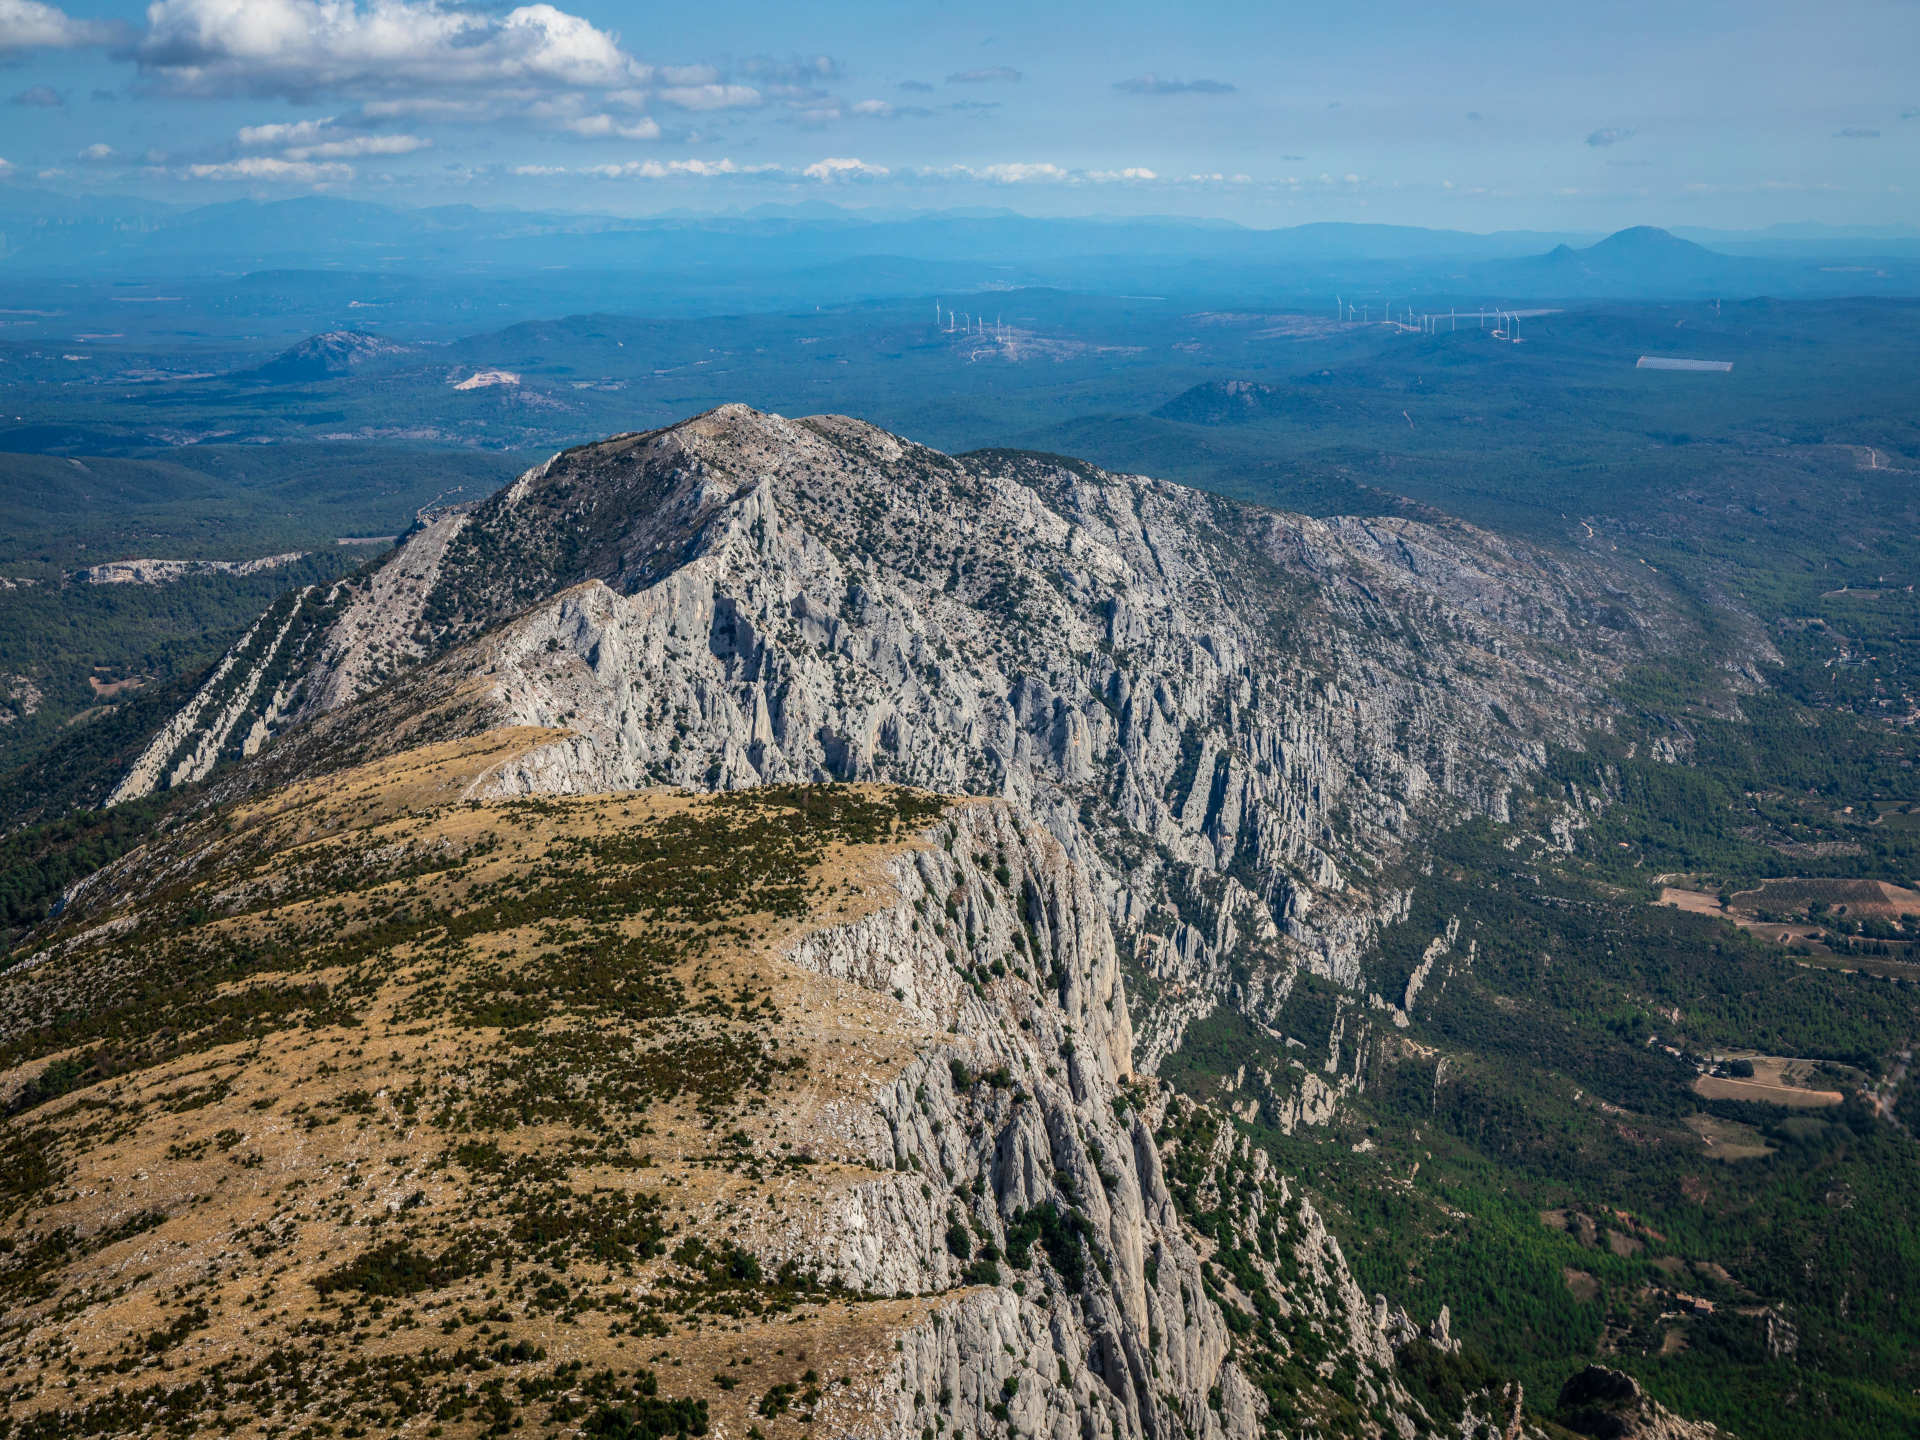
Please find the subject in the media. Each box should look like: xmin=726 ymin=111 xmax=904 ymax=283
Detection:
xmin=113 ymin=405 xmax=1678 ymax=1084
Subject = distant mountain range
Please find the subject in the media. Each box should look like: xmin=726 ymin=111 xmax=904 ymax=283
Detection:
xmin=1 ymin=189 xmax=1916 ymax=305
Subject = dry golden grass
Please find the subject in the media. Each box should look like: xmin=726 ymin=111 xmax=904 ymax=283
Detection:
xmin=0 ymin=730 xmax=967 ymax=1440
xmin=1691 ymin=1075 xmax=1843 ymax=1108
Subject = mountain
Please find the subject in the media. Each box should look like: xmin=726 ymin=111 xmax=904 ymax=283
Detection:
xmin=1475 ymin=226 xmax=1773 ymax=298
xmin=1 ymin=406 xmax=1787 ymax=1439
xmin=1152 ymin=379 xmax=1350 ymax=426
xmin=243 ymin=330 xmax=414 ymax=383
xmin=100 ymin=405 xmax=1675 ymax=1067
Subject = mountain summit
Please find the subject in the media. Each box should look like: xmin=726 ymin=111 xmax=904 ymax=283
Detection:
xmin=243 ymin=329 xmax=413 ymax=383
xmin=111 ymin=404 xmax=1668 ymax=1068
xmin=1484 ymin=226 xmax=1764 ymax=297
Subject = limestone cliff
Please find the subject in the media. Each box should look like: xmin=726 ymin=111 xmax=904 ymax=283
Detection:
xmin=111 ymin=406 xmax=1678 ymax=1088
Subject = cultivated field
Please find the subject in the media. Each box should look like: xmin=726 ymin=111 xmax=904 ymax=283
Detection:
xmin=1693 ymin=1055 xmax=1845 ymax=1108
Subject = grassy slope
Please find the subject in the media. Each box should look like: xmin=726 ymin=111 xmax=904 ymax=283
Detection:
xmin=1 ymin=730 xmax=959 ymax=1440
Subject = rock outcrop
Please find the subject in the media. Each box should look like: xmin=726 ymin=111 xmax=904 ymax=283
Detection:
xmin=79 ymin=553 xmax=309 ymax=586
xmin=1556 ymin=1367 xmax=1733 ymax=1440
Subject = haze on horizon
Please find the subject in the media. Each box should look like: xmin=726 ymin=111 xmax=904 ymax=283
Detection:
xmin=0 ymin=0 xmax=1914 ymax=233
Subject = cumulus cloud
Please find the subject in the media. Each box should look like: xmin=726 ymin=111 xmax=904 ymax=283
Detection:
xmin=0 ymin=157 xmax=13 ymax=176
xmin=851 ymin=98 xmax=894 ymax=118
xmin=562 ymin=113 xmax=661 ymax=140
xmin=185 ymin=155 xmax=355 ymax=182
xmin=78 ymin=142 xmax=115 ymax=162
xmin=237 ymin=116 xmax=336 ymax=148
xmin=1114 ymin=74 xmax=1234 ymax=95
xmin=236 ymin=116 xmax=435 ymax=158
xmin=137 ymin=0 xmax=642 ymax=99
xmin=1835 ymin=126 xmax=1880 ymax=138
xmin=288 ymin=132 xmax=430 ymax=159
xmin=517 ymin=156 xmax=777 ymax=180
xmin=0 ymin=0 xmax=115 ymax=51
xmin=803 ymin=155 xmax=887 ymax=180
xmin=922 ymin=161 xmax=1193 ymax=187
xmin=1586 ymin=126 xmax=1633 ymax=146
xmin=946 ymin=66 xmax=1021 ymax=84
xmin=11 ymin=84 xmax=62 ymax=106
xmin=942 ymin=161 xmax=1068 ymax=183
xmin=979 ymin=161 xmax=1066 ymax=182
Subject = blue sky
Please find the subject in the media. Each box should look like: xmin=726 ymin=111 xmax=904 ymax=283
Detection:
xmin=2 ymin=0 xmax=1915 ymax=229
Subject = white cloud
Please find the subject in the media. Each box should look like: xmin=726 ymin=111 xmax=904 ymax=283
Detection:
xmin=656 ymin=83 xmax=762 ymax=111
xmin=288 ymin=132 xmax=430 ymax=159
xmin=236 ymin=116 xmax=431 ymax=160
xmin=78 ymin=142 xmax=115 ymax=161
xmin=237 ymin=116 xmax=337 ymax=148
xmin=851 ymin=99 xmax=894 ymax=118
xmin=975 ymin=162 xmax=1068 ymax=183
xmin=563 ymin=113 xmax=662 ymax=140
xmin=184 ymin=155 xmax=355 ymax=182
xmin=803 ymin=156 xmax=887 ymax=180
xmin=0 ymin=0 xmax=113 ymax=51
xmin=0 ymin=157 xmax=13 ymax=176
xmin=923 ymin=161 xmax=1182 ymax=187
xmin=138 ymin=0 xmax=642 ymax=98
xmin=516 ymin=156 xmax=776 ymax=180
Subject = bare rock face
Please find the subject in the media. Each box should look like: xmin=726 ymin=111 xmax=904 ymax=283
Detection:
xmin=132 ymin=405 xmax=1671 ymax=1087
xmin=1557 ymin=1367 xmax=1734 ymax=1440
